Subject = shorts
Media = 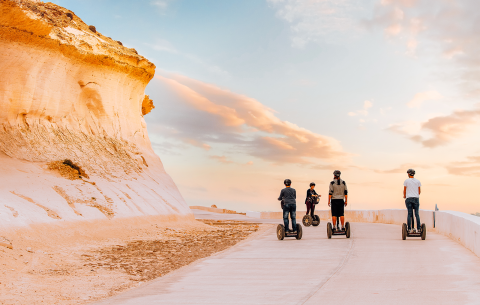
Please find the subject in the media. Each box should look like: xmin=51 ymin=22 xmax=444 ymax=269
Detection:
xmin=331 ymin=199 xmax=345 ymax=217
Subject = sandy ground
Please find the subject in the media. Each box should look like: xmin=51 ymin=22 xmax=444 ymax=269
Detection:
xmin=0 ymin=217 xmax=267 ymax=305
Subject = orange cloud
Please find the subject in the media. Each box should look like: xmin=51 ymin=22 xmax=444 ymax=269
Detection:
xmin=388 ymin=108 xmax=480 ymax=147
xmin=209 ymin=155 xmax=234 ymax=164
xmin=407 ymin=91 xmax=443 ymax=108
xmin=153 ymin=72 xmax=347 ymax=164
xmin=447 ymin=156 xmax=480 ymax=177
xmin=374 ymin=163 xmax=430 ymax=174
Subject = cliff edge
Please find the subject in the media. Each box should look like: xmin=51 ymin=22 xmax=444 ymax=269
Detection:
xmin=0 ymin=0 xmax=191 ymax=229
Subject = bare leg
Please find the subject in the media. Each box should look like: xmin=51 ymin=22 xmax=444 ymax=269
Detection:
xmin=332 ymin=216 xmax=337 ymax=229
xmin=340 ymin=216 xmax=345 ymax=227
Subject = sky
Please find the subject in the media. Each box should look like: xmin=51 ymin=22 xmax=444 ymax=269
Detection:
xmin=51 ymin=0 xmax=480 ymax=213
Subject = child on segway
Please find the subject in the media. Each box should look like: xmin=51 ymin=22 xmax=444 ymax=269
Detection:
xmin=306 ymin=182 xmax=320 ymax=217
xmin=303 ymin=183 xmax=321 ymax=227
xmin=328 ymin=170 xmax=348 ymax=231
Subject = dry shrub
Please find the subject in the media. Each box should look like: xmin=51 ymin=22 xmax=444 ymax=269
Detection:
xmin=48 ymin=159 xmax=89 ymax=180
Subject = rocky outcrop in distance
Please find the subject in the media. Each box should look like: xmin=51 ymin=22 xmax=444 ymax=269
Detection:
xmin=0 ymin=0 xmax=191 ymax=228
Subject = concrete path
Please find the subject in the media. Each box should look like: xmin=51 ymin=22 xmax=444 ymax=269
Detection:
xmin=95 ymin=211 xmax=480 ymax=305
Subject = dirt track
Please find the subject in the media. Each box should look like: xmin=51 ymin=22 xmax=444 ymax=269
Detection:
xmin=0 ymin=219 xmax=264 ymax=305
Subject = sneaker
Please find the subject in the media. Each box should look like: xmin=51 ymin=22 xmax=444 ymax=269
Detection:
xmin=342 ymin=227 xmax=345 ymax=231
xmin=412 ymin=228 xmax=416 ymax=233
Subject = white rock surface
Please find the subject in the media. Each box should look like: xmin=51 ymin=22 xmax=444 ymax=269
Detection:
xmin=0 ymin=0 xmax=191 ymax=229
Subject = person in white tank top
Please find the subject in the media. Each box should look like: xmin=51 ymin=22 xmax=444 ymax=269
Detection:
xmin=403 ymin=169 xmax=422 ymax=233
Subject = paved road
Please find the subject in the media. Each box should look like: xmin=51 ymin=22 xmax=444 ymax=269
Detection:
xmin=95 ymin=211 xmax=480 ymax=305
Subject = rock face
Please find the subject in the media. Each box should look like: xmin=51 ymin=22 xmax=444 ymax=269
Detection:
xmin=0 ymin=0 xmax=191 ymax=228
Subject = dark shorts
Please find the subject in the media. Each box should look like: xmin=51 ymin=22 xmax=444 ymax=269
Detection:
xmin=331 ymin=199 xmax=345 ymax=217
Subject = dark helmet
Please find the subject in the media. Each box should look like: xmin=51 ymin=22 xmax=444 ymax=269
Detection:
xmin=310 ymin=182 xmax=315 ymax=187
xmin=284 ymin=179 xmax=291 ymax=186
xmin=333 ymin=170 xmax=341 ymax=177
xmin=407 ymin=169 xmax=415 ymax=176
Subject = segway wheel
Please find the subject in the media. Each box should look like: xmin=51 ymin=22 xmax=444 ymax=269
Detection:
xmin=312 ymin=215 xmax=320 ymax=227
xmin=277 ymin=224 xmax=285 ymax=240
xmin=302 ymin=215 xmax=312 ymax=227
xmin=296 ymin=224 xmax=303 ymax=240
xmin=402 ymin=223 xmax=407 ymax=240
xmin=327 ymin=222 xmax=332 ymax=239
xmin=421 ymin=223 xmax=426 ymax=240
xmin=345 ymin=222 xmax=351 ymax=238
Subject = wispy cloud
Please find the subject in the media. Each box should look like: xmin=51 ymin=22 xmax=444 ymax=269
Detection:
xmin=366 ymin=0 xmax=480 ymax=95
xmin=388 ymin=108 xmax=480 ymax=148
xmin=348 ymin=100 xmax=373 ymax=117
xmin=146 ymin=41 xmax=229 ymax=77
xmin=267 ymin=0 xmax=363 ymax=48
xmin=407 ymin=91 xmax=442 ymax=108
xmin=146 ymin=40 xmax=178 ymax=53
xmin=447 ymin=156 xmax=480 ymax=177
xmin=374 ymin=163 xmax=430 ymax=174
xmin=149 ymin=72 xmax=348 ymax=164
xmin=209 ymin=155 xmax=234 ymax=164
xmin=150 ymin=0 xmax=174 ymax=14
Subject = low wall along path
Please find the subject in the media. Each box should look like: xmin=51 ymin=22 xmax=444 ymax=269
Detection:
xmin=246 ymin=208 xmax=480 ymax=258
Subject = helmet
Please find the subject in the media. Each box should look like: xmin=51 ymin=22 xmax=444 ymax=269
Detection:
xmin=407 ymin=169 xmax=415 ymax=176
xmin=333 ymin=170 xmax=341 ymax=177
xmin=310 ymin=182 xmax=315 ymax=187
xmin=284 ymin=179 xmax=291 ymax=186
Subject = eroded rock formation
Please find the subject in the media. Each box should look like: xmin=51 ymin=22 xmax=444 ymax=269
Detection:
xmin=0 ymin=0 xmax=191 ymax=228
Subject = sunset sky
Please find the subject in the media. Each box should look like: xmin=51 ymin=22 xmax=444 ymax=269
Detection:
xmin=52 ymin=0 xmax=480 ymax=213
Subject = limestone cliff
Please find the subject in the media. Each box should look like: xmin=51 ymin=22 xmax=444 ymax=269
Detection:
xmin=0 ymin=0 xmax=191 ymax=228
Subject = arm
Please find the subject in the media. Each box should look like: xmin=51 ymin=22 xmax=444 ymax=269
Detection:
xmin=278 ymin=189 xmax=284 ymax=201
xmin=418 ymin=187 xmax=421 ymax=195
xmin=403 ymin=186 xmax=406 ymax=199
xmin=328 ymin=183 xmax=333 ymax=206
xmin=344 ymin=182 xmax=348 ymax=205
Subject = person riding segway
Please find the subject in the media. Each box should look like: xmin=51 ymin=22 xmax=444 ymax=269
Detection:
xmin=402 ymin=169 xmax=426 ymax=240
xmin=277 ymin=179 xmax=302 ymax=240
xmin=303 ymin=182 xmax=321 ymax=227
xmin=327 ymin=170 xmax=350 ymax=238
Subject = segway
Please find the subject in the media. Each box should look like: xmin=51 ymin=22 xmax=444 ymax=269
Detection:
xmin=302 ymin=214 xmax=320 ymax=227
xmin=302 ymin=197 xmax=320 ymax=227
xmin=402 ymin=223 xmax=426 ymax=240
xmin=277 ymin=224 xmax=303 ymax=240
xmin=327 ymin=218 xmax=350 ymax=239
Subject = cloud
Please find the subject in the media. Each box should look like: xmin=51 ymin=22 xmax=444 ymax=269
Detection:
xmin=147 ymin=72 xmax=348 ymax=164
xmin=388 ymin=108 xmax=480 ymax=147
xmin=447 ymin=156 xmax=480 ymax=177
xmin=150 ymin=0 xmax=174 ymax=14
xmin=407 ymin=90 xmax=443 ymax=108
xmin=419 ymin=109 xmax=480 ymax=147
xmin=348 ymin=100 xmax=373 ymax=116
xmin=209 ymin=155 xmax=234 ymax=164
xmin=146 ymin=43 xmax=229 ymax=77
xmin=146 ymin=40 xmax=177 ymax=54
xmin=267 ymin=0 xmax=362 ymax=48
xmin=374 ymin=163 xmax=429 ymax=174
xmin=366 ymin=0 xmax=480 ymax=95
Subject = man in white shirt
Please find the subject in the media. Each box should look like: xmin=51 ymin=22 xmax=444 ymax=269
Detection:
xmin=403 ymin=169 xmax=422 ymax=233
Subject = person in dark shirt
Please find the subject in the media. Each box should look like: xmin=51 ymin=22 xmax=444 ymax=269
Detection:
xmin=306 ymin=182 xmax=320 ymax=218
xmin=278 ymin=179 xmax=297 ymax=232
